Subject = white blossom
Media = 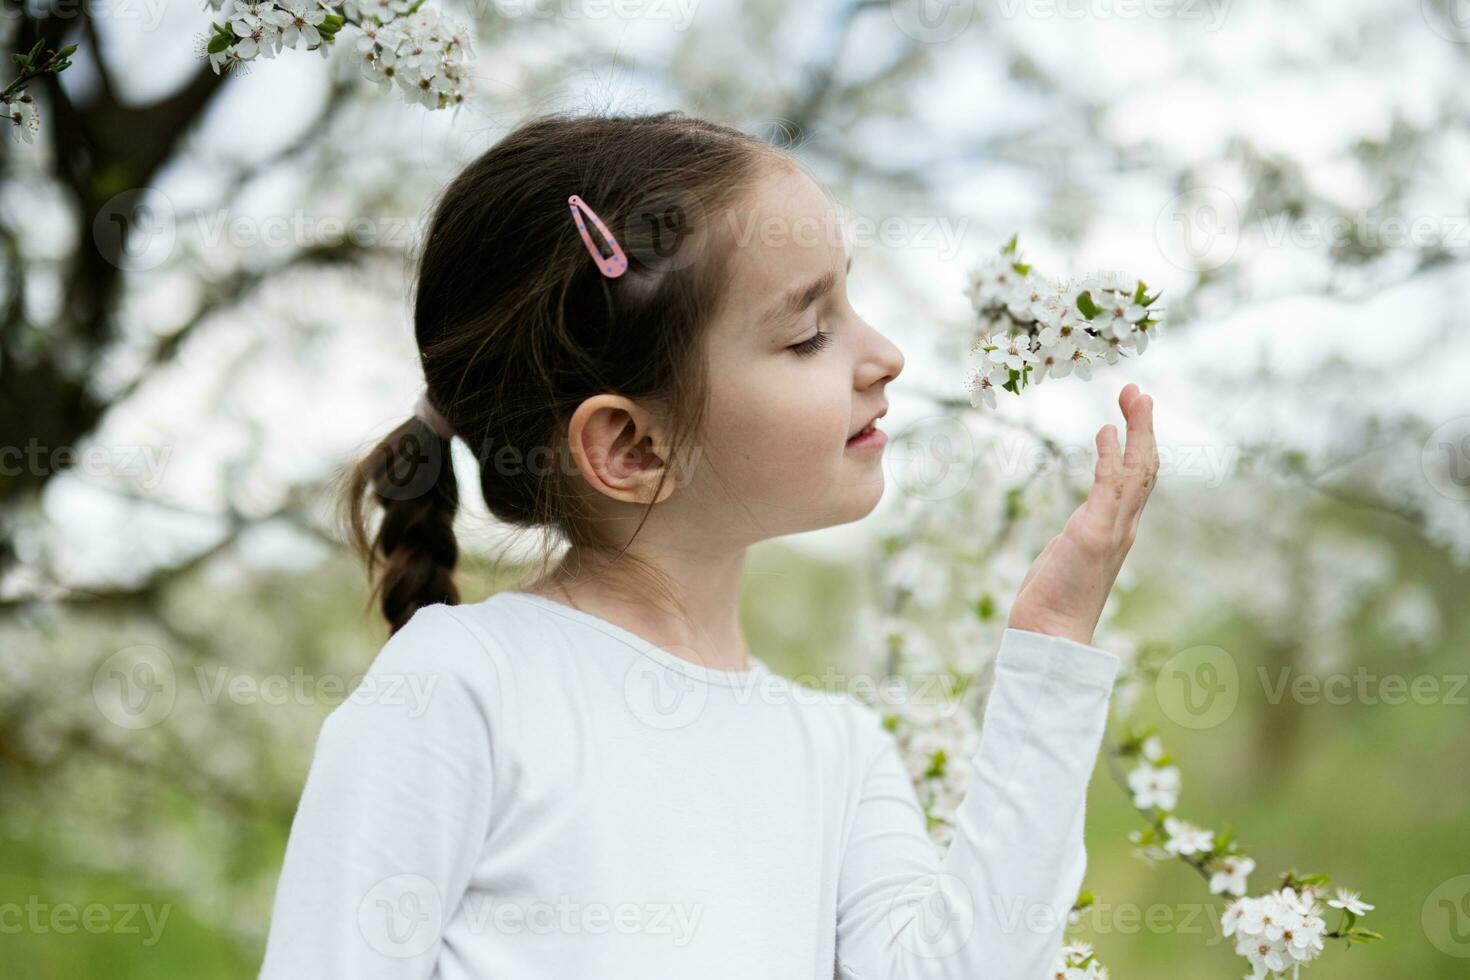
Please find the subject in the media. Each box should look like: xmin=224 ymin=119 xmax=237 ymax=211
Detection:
xmin=1162 ymin=816 xmax=1215 ymax=856
xmin=964 ymin=241 xmax=1161 ymax=406
xmin=276 ymin=0 xmax=326 ymax=47
xmin=3 ymin=94 xmax=41 ymax=143
xmin=966 ymin=255 xmax=1021 ymax=309
xmin=1050 ymin=939 xmax=1109 ymax=979
xmin=994 ymin=333 xmax=1039 ymax=372
xmin=1210 ymin=855 xmax=1255 ymax=897
xmin=1126 ymin=762 xmax=1180 ymax=811
xmin=205 ymin=0 xmax=475 ymax=113
xmin=966 ymin=363 xmax=1006 ymax=409
xmin=1326 ymin=888 xmax=1373 ymax=916
xmin=1222 ymin=887 xmax=1327 ymax=979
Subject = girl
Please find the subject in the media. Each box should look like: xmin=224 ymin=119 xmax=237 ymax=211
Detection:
xmin=259 ymin=110 xmax=1158 ymax=979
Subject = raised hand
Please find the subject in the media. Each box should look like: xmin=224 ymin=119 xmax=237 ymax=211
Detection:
xmin=1007 ymin=383 xmax=1159 ymax=647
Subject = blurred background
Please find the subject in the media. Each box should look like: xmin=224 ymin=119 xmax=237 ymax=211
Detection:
xmin=3 ymin=0 xmax=1469 ymax=975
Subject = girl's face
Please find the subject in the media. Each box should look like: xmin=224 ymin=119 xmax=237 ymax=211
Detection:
xmin=690 ymin=163 xmax=905 ymax=540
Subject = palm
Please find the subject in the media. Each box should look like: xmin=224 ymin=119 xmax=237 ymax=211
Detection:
xmin=1008 ymin=384 xmax=1159 ymax=646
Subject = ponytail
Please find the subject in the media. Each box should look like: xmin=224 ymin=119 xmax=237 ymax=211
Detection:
xmin=340 ymin=416 xmax=460 ymax=634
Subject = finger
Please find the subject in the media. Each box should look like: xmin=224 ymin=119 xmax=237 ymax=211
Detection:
xmin=1119 ymin=382 xmax=1141 ymax=410
xmin=1120 ymin=391 xmax=1159 ymax=517
xmin=1120 ymin=388 xmax=1151 ymax=470
xmin=1085 ymin=423 xmax=1124 ymax=521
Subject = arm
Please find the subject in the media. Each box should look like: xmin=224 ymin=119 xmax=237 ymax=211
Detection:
xmin=834 ymin=627 xmax=1119 ymax=980
xmin=834 ymin=384 xmax=1156 ymax=978
xmin=258 ymin=604 xmax=503 ymax=979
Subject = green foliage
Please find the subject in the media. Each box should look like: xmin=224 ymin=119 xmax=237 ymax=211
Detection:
xmin=1075 ymin=290 xmax=1102 ymax=319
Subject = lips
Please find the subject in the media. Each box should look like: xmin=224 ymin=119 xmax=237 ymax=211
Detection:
xmin=848 ymin=405 xmax=888 ymax=441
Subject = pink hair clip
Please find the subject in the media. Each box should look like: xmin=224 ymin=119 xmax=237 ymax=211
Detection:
xmin=568 ymin=194 xmax=628 ymax=279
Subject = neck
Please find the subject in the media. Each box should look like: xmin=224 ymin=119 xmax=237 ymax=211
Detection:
xmin=531 ymin=546 xmax=752 ymax=672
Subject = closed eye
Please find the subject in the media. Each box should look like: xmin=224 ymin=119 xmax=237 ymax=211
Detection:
xmin=788 ymin=329 xmax=833 ymax=358
xmin=782 ymin=255 xmax=852 ymax=358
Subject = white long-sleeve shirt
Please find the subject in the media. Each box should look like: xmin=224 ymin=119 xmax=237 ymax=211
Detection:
xmin=258 ymin=590 xmax=1120 ymax=980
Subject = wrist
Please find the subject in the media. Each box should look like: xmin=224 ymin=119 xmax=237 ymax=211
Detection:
xmin=1005 ymin=615 xmax=1094 ymax=647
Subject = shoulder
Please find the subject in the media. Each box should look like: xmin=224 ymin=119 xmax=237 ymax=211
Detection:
xmin=363 ymin=601 xmax=508 ymax=690
xmin=318 ymin=602 xmax=518 ymax=745
xmin=759 ymin=668 xmax=899 ymax=761
xmin=383 ymin=593 xmax=589 ymax=709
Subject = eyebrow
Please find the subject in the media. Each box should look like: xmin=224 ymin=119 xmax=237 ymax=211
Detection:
xmin=760 ymin=254 xmax=853 ymax=332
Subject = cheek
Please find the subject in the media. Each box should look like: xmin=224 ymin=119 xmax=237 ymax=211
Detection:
xmin=702 ymin=364 xmax=849 ymax=501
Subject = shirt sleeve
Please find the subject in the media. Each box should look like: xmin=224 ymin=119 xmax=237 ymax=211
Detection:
xmin=834 ymin=627 xmax=1120 ymax=980
xmin=258 ymin=604 xmax=504 ymax=979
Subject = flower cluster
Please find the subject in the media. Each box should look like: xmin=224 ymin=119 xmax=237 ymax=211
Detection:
xmin=964 ymin=235 xmax=1163 ymax=408
xmin=1223 ymin=885 xmax=1327 ymax=978
xmin=202 ymin=0 xmax=475 ymax=112
xmin=1050 ymin=939 xmax=1109 ymax=979
xmin=349 ymin=1 xmax=474 ymax=110
xmin=1223 ymin=882 xmax=1380 ymax=980
xmin=1113 ymin=726 xmax=1380 ymax=976
xmin=1118 ymin=728 xmax=1256 ymax=897
xmin=2 ymin=39 xmax=76 ymax=144
xmin=2 ymin=91 xmax=39 ymax=143
xmin=204 ymin=0 xmax=345 ymax=73
xmin=1124 ymin=733 xmax=1179 ymax=809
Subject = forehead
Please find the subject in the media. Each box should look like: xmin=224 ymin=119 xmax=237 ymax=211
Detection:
xmin=707 ymin=163 xmax=848 ymax=333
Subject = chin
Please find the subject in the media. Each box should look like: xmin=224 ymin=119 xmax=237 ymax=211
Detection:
xmin=812 ymin=470 xmax=888 ymax=531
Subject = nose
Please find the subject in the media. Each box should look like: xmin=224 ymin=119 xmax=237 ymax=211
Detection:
xmin=857 ymin=320 xmax=904 ymax=389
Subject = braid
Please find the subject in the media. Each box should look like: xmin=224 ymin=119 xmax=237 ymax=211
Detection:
xmin=343 ymin=417 xmax=461 ymax=634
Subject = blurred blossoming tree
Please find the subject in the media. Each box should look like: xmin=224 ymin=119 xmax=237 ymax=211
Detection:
xmin=3 ymin=0 xmax=1469 ymax=975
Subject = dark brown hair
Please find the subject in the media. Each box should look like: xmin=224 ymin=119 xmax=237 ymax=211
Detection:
xmin=339 ymin=110 xmax=785 ymax=633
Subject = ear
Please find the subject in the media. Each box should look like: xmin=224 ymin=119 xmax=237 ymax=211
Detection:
xmin=566 ymin=395 xmax=678 ymax=505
